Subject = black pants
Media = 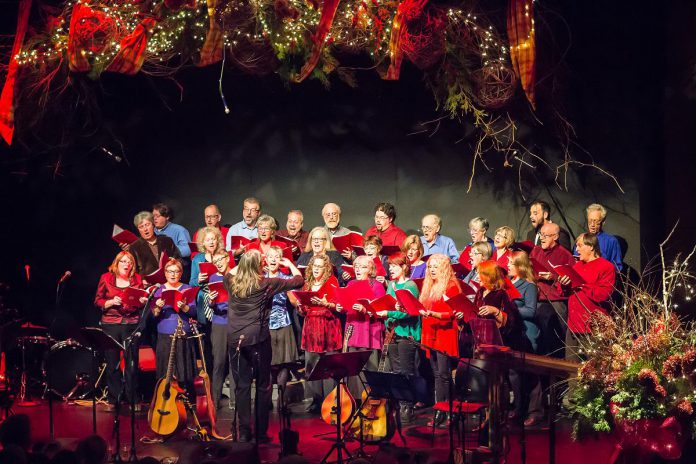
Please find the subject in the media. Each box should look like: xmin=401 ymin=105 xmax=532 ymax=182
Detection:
xmin=210 ymin=323 xmax=231 ymax=407
xmin=229 ymin=337 xmax=272 ymax=436
xmin=535 ymin=301 xmax=568 ymax=358
xmin=387 ymin=339 xmax=416 ymax=376
xmin=101 ymin=323 xmax=139 ymax=404
xmin=430 ymin=351 xmax=452 ymax=403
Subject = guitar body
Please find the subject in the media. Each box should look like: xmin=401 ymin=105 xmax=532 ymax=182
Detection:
xmin=321 ymin=383 xmax=356 ymax=426
xmin=194 ymin=372 xmax=214 ymax=425
xmin=148 ymin=378 xmax=187 ymax=436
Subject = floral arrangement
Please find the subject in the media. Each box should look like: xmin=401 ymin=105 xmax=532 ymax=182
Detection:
xmin=569 ymin=233 xmax=696 ymax=457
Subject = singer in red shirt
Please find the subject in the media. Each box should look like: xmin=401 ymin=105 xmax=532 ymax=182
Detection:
xmin=364 ymin=202 xmax=407 ymax=247
xmin=94 ymin=251 xmax=148 ymax=411
xmin=559 ymin=233 xmax=615 ymax=362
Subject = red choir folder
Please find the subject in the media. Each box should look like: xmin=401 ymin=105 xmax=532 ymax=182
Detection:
xmin=452 ymin=262 xmax=471 ymax=276
xmin=373 ymin=257 xmax=387 ymax=277
xmin=549 ymin=263 xmax=586 ymax=288
xmin=144 ymin=252 xmax=169 ymax=285
xmin=198 ymin=262 xmax=218 ymax=277
xmin=274 ymin=235 xmax=298 ymax=250
xmin=280 ymin=245 xmax=294 ymax=262
xmin=444 ymin=292 xmax=479 ymax=322
xmin=530 ymin=258 xmax=552 ymax=277
xmin=207 ymin=281 xmax=229 ymax=305
xmin=351 ymin=245 xmax=365 ymax=256
xmin=381 ymin=246 xmax=402 ymax=257
xmin=112 ymin=224 xmax=139 ymax=245
xmin=161 ymin=287 xmax=199 ymax=309
xmin=119 ymin=287 xmax=149 ymax=307
xmin=341 ymin=265 xmax=356 ymax=279
xmin=412 ymin=278 xmax=424 ymax=292
xmin=332 ymin=280 xmax=373 ymax=310
xmin=297 ymin=265 xmax=308 ymax=273
xmin=456 ymin=280 xmax=477 ymax=297
xmin=394 ymin=289 xmax=425 ymax=316
xmin=332 ymin=231 xmax=364 ymax=253
xmin=229 ymin=236 xmax=253 ymax=250
xmin=356 ymin=294 xmax=398 ymax=317
xmin=510 ymin=241 xmax=535 ymax=254
xmin=290 ymin=291 xmax=322 ymax=307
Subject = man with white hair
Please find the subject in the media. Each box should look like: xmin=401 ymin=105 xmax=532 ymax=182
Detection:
xmin=322 ymin=202 xmax=353 ymax=260
xmin=576 ymin=203 xmax=623 ymax=272
xmin=420 ymin=214 xmax=459 ymax=263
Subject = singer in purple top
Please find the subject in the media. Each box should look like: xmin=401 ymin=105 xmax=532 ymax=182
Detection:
xmin=152 ymin=258 xmax=198 ymax=399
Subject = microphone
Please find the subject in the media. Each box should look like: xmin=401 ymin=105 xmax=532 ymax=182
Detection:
xmin=24 ymin=265 xmax=30 ymax=282
xmin=236 ymin=334 xmax=245 ymax=352
xmin=100 ymin=147 xmax=123 ymax=163
xmin=58 ymin=271 xmax=72 ymax=285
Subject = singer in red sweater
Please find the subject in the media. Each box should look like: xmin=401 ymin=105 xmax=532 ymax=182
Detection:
xmin=559 ymin=233 xmax=615 ymax=362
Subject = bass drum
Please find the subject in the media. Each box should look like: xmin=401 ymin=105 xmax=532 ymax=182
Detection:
xmin=44 ymin=339 xmax=99 ymax=399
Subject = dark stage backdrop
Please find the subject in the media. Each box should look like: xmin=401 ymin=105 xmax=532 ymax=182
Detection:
xmin=1 ymin=0 xmax=681 ymax=330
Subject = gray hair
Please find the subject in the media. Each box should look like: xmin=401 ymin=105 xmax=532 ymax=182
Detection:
xmin=133 ymin=211 xmax=154 ymax=228
xmin=257 ymin=214 xmax=278 ymax=230
xmin=586 ymin=203 xmax=607 ymax=221
xmin=471 ymin=241 xmax=493 ymax=260
xmin=469 ymin=217 xmax=489 ymax=232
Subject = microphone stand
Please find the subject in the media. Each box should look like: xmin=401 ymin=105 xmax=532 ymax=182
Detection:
xmin=122 ymin=286 xmax=159 ymax=463
xmin=48 ymin=278 xmax=69 ymax=441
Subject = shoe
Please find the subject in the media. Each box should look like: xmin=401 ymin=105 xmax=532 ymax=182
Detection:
xmin=305 ymin=402 xmax=321 ymax=414
xmin=523 ymin=416 xmax=544 ymax=428
xmin=429 ymin=410 xmax=448 ymax=428
xmin=256 ymin=434 xmax=272 ymax=444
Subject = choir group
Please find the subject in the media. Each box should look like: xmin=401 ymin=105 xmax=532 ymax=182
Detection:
xmin=95 ymin=198 xmax=620 ymax=442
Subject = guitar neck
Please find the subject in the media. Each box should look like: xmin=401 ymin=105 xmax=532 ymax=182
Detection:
xmin=164 ymin=327 xmax=180 ymax=383
xmin=190 ymin=324 xmax=208 ymax=374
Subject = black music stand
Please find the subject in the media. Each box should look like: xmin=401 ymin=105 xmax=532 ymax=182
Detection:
xmin=307 ymin=350 xmax=372 ymax=464
xmin=362 ymin=371 xmax=429 ymax=446
xmin=77 ymin=328 xmax=124 ymax=435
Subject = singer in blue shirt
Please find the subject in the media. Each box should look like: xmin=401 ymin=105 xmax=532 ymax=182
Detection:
xmin=153 ymin=203 xmax=192 ymax=258
xmin=420 ymin=214 xmax=459 ymax=263
xmin=574 ymin=204 xmax=623 ymax=272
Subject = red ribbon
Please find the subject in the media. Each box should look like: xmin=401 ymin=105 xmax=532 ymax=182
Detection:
xmin=293 ymin=0 xmax=341 ymax=83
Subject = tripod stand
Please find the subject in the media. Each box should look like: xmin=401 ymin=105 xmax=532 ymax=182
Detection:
xmin=307 ymin=350 xmax=372 ymax=464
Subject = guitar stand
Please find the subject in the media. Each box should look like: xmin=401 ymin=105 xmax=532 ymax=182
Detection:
xmin=320 ymin=377 xmax=353 ymax=464
xmin=306 ymin=350 xmax=372 ymax=464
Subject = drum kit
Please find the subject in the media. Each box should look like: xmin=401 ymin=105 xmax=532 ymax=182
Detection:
xmin=3 ymin=321 xmax=104 ymax=407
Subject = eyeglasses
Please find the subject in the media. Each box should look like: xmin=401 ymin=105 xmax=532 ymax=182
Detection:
xmin=205 ymin=215 xmax=220 ymax=220
xmin=311 ymin=238 xmax=327 ymax=242
xmin=539 ymin=233 xmax=558 ymax=239
xmin=323 ymin=212 xmax=339 ymax=218
xmin=243 ymin=207 xmax=260 ymax=213
xmin=258 ymin=227 xmax=272 ymax=232
xmin=471 ymin=251 xmax=483 ymax=256
xmin=374 ymin=215 xmax=390 ymax=220
xmin=118 ymin=259 xmax=132 ymax=264
xmin=587 ymin=219 xmax=603 ymax=225
xmin=420 ymin=226 xmax=436 ymax=233
xmin=165 ymin=270 xmax=182 ymax=275
xmin=469 ymin=229 xmax=484 ymax=234
xmin=213 ymin=257 xmax=229 ymax=265
xmin=137 ymin=223 xmax=151 ymax=230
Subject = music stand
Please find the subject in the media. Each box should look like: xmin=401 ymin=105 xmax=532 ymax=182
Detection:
xmin=77 ymin=327 xmax=124 ymax=434
xmin=307 ymin=350 xmax=372 ymax=464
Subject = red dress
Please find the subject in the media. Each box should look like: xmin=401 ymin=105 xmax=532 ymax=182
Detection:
xmin=300 ymin=276 xmax=342 ymax=353
xmin=420 ymin=279 xmax=462 ymax=357
xmin=565 ymin=258 xmax=615 ymax=333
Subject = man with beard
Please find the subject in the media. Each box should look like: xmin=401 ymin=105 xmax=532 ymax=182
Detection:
xmin=525 ymin=200 xmax=571 ymax=251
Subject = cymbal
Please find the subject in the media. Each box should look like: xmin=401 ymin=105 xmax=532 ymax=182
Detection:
xmin=20 ymin=322 xmax=48 ymax=329
xmin=18 ymin=322 xmax=49 ymax=337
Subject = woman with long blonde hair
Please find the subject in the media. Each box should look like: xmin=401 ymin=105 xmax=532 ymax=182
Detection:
xmin=225 ymin=249 xmax=304 ymax=443
xmin=419 ymin=253 xmax=462 ymax=426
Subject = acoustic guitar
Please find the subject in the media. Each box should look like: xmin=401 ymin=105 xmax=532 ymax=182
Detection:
xmin=348 ymin=320 xmax=396 ymax=443
xmin=148 ymin=319 xmax=187 ymax=436
xmin=321 ymin=325 xmax=355 ymax=426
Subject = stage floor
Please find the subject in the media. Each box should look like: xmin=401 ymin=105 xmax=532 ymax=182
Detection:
xmin=9 ymin=397 xmax=622 ymax=463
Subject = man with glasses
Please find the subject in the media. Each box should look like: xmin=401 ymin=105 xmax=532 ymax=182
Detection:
xmin=364 ymin=202 xmax=407 ymax=247
xmin=575 ymin=203 xmax=623 ymax=272
xmin=192 ymin=205 xmax=229 ymax=249
xmin=152 ymin=203 xmax=192 ymax=259
xmin=529 ymin=223 xmax=576 ymax=358
xmin=322 ymin=202 xmax=353 ymax=260
xmin=525 ymin=200 xmax=571 ymax=251
xmin=225 ymin=197 xmax=261 ymax=254
xmin=420 ymin=214 xmax=459 ymax=262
